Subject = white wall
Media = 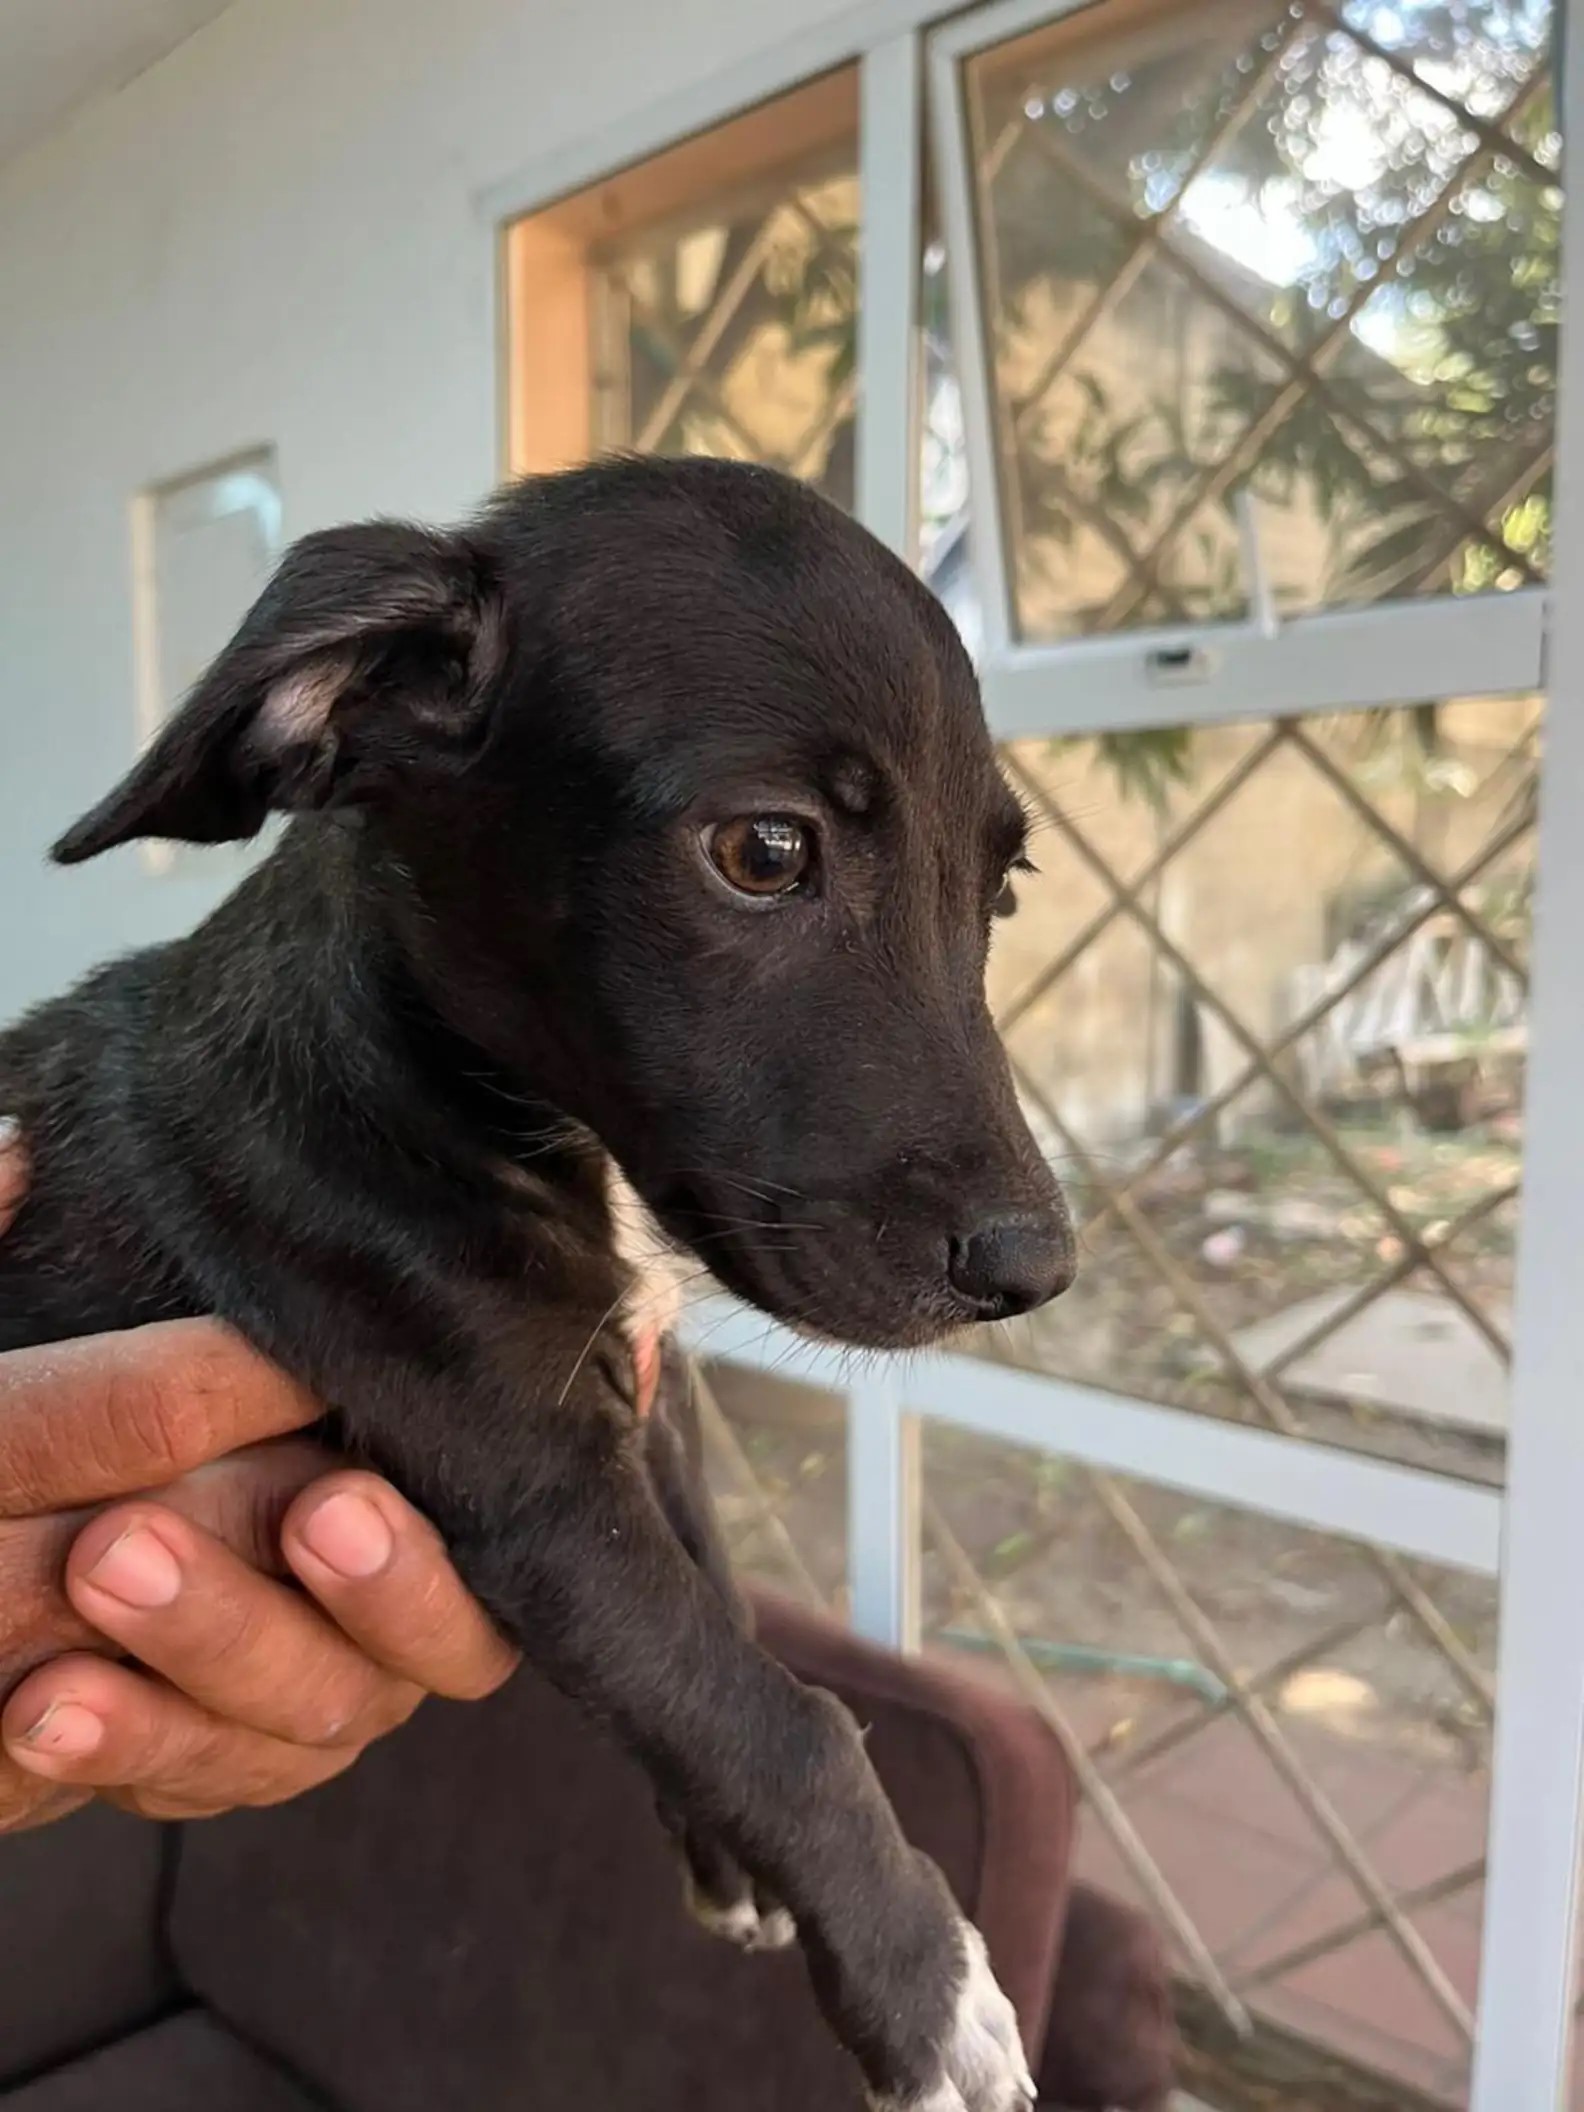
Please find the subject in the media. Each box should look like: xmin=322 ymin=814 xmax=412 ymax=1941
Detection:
xmin=0 ymin=0 xmax=865 ymax=1020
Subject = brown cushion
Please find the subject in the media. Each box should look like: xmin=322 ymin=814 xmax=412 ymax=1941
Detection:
xmin=0 ymin=1803 xmax=176 ymax=2089
xmin=1036 ymin=1881 xmax=1178 ymax=2111
xmin=168 ymin=1594 xmax=1077 ymax=2112
xmin=0 ymin=2013 xmax=317 ymax=2111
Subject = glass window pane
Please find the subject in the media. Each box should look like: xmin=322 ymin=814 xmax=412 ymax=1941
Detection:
xmin=504 ymin=70 xmax=860 ymax=509
xmin=920 ymin=220 xmax=986 ymax=653
xmin=980 ymin=693 xmax=1537 ymax=1485
xmin=698 ymin=1360 xmax=850 ymax=1612
xmin=922 ymin=1420 xmax=1495 ymax=2104
xmin=135 ymin=448 xmax=282 ymax=876
xmin=960 ymin=0 xmax=1559 ymax=641
xmin=144 ymin=450 xmax=281 ymax=733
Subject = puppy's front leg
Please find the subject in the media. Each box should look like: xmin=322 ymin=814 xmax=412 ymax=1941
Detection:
xmin=237 ymin=1242 xmax=1028 ymax=2112
xmin=641 ymin=1349 xmax=796 ymax=1953
xmin=382 ymin=1378 xmax=1033 ymax=2112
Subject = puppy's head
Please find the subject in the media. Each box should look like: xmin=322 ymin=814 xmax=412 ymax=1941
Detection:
xmin=57 ymin=458 xmax=1072 ymax=1349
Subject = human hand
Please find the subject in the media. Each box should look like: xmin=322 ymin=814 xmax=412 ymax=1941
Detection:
xmin=0 ymin=1126 xmax=517 ymax=1832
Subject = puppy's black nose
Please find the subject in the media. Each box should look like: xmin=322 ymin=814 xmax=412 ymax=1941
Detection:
xmin=949 ymin=1212 xmax=1074 ymax=1319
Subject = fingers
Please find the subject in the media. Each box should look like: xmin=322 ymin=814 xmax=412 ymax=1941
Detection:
xmin=0 ymin=1117 xmax=26 ymax=1236
xmin=0 ymin=1766 xmax=90 ymax=1834
xmin=0 ymin=1472 xmax=515 ymax=1827
xmin=1 ymin=1655 xmax=360 ymax=1821
xmin=1 ymin=1489 xmax=437 ymax=1822
xmin=0 ymin=1437 xmax=335 ymax=1701
xmin=0 ymin=1296 xmax=512 ymax=1833
xmin=283 ymin=1473 xmax=519 ymax=1702
xmin=58 ymin=1504 xmax=425 ymax=1749
xmin=152 ymin=1435 xmax=340 ymax=1576
xmin=0 ymin=1319 xmax=322 ymax=1517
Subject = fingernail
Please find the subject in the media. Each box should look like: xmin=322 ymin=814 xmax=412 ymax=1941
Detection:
xmin=0 ymin=1116 xmax=19 ymax=1150
xmin=301 ymin=1492 xmax=393 ymax=1579
xmin=86 ymin=1526 xmax=182 ymax=1608
xmin=20 ymin=1702 xmax=104 ymax=1758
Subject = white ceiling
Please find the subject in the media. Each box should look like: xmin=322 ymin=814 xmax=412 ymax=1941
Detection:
xmin=0 ymin=0 xmax=235 ymax=172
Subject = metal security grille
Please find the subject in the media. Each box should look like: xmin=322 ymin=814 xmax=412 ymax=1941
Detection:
xmin=988 ymin=704 xmax=1535 ymax=1480
xmin=960 ymin=0 xmax=1558 ymax=642
xmin=586 ymin=165 xmax=859 ymax=506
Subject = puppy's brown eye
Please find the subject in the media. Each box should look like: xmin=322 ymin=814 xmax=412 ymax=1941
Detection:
xmin=706 ymin=816 xmax=812 ymax=898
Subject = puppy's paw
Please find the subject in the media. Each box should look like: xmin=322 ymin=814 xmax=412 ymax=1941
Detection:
xmin=682 ymin=1871 xmax=797 ymax=1954
xmin=872 ymin=1924 xmax=1035 ymax=2112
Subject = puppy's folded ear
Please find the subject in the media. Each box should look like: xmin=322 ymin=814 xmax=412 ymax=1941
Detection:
xmin=53 ymin=521 xmax=505 ymax=863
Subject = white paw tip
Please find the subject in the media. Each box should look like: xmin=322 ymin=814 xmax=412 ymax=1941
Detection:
xmin=696 ymin=1895 xmax=760 ymax=1941
xmin=875 ymin=1920 xmax=1032 ymax=2112
xmin=684 ymin=1881 xmax=797 ymax=1953
xmin=753 ymin=1904 xmax=799 ymax=1952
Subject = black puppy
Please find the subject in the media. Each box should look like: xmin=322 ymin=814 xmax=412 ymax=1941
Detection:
xmin=0 ymin=457 xmax=1073 ymax=2112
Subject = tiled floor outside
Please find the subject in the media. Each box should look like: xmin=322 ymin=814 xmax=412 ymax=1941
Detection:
xmin=1057 ymin=1700 xmax=1508 ymax=2110
xmin=706 ymin=1371 xmax=1513 ymax=2110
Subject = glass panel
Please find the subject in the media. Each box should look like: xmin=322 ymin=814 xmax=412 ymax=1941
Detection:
xmin=504 ymin=69 xmax=860 ymax=508
xmin=981 ymin=693 xmax=1538 ymax=1484
xmin=922 ymin=1420 xmax=1495 ymax=2105
xmin=145 ymin=450 xmax=282 ymax=731
xmin=698 ymin=1360 xmax=849 ymax=1612
xmin=920 ymin=219 xmax=986 ymax=654
xmin=921 ymin=238 xmax=970 ymax=570
xmin=136 ymin=448 xmax=282 ymax=877
xmin=961 ymin=0 xmax=1559 ymax=641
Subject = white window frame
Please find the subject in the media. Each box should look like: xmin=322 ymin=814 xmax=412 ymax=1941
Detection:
xmin=485 ymin=0 xmax=1584 ymax=2097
